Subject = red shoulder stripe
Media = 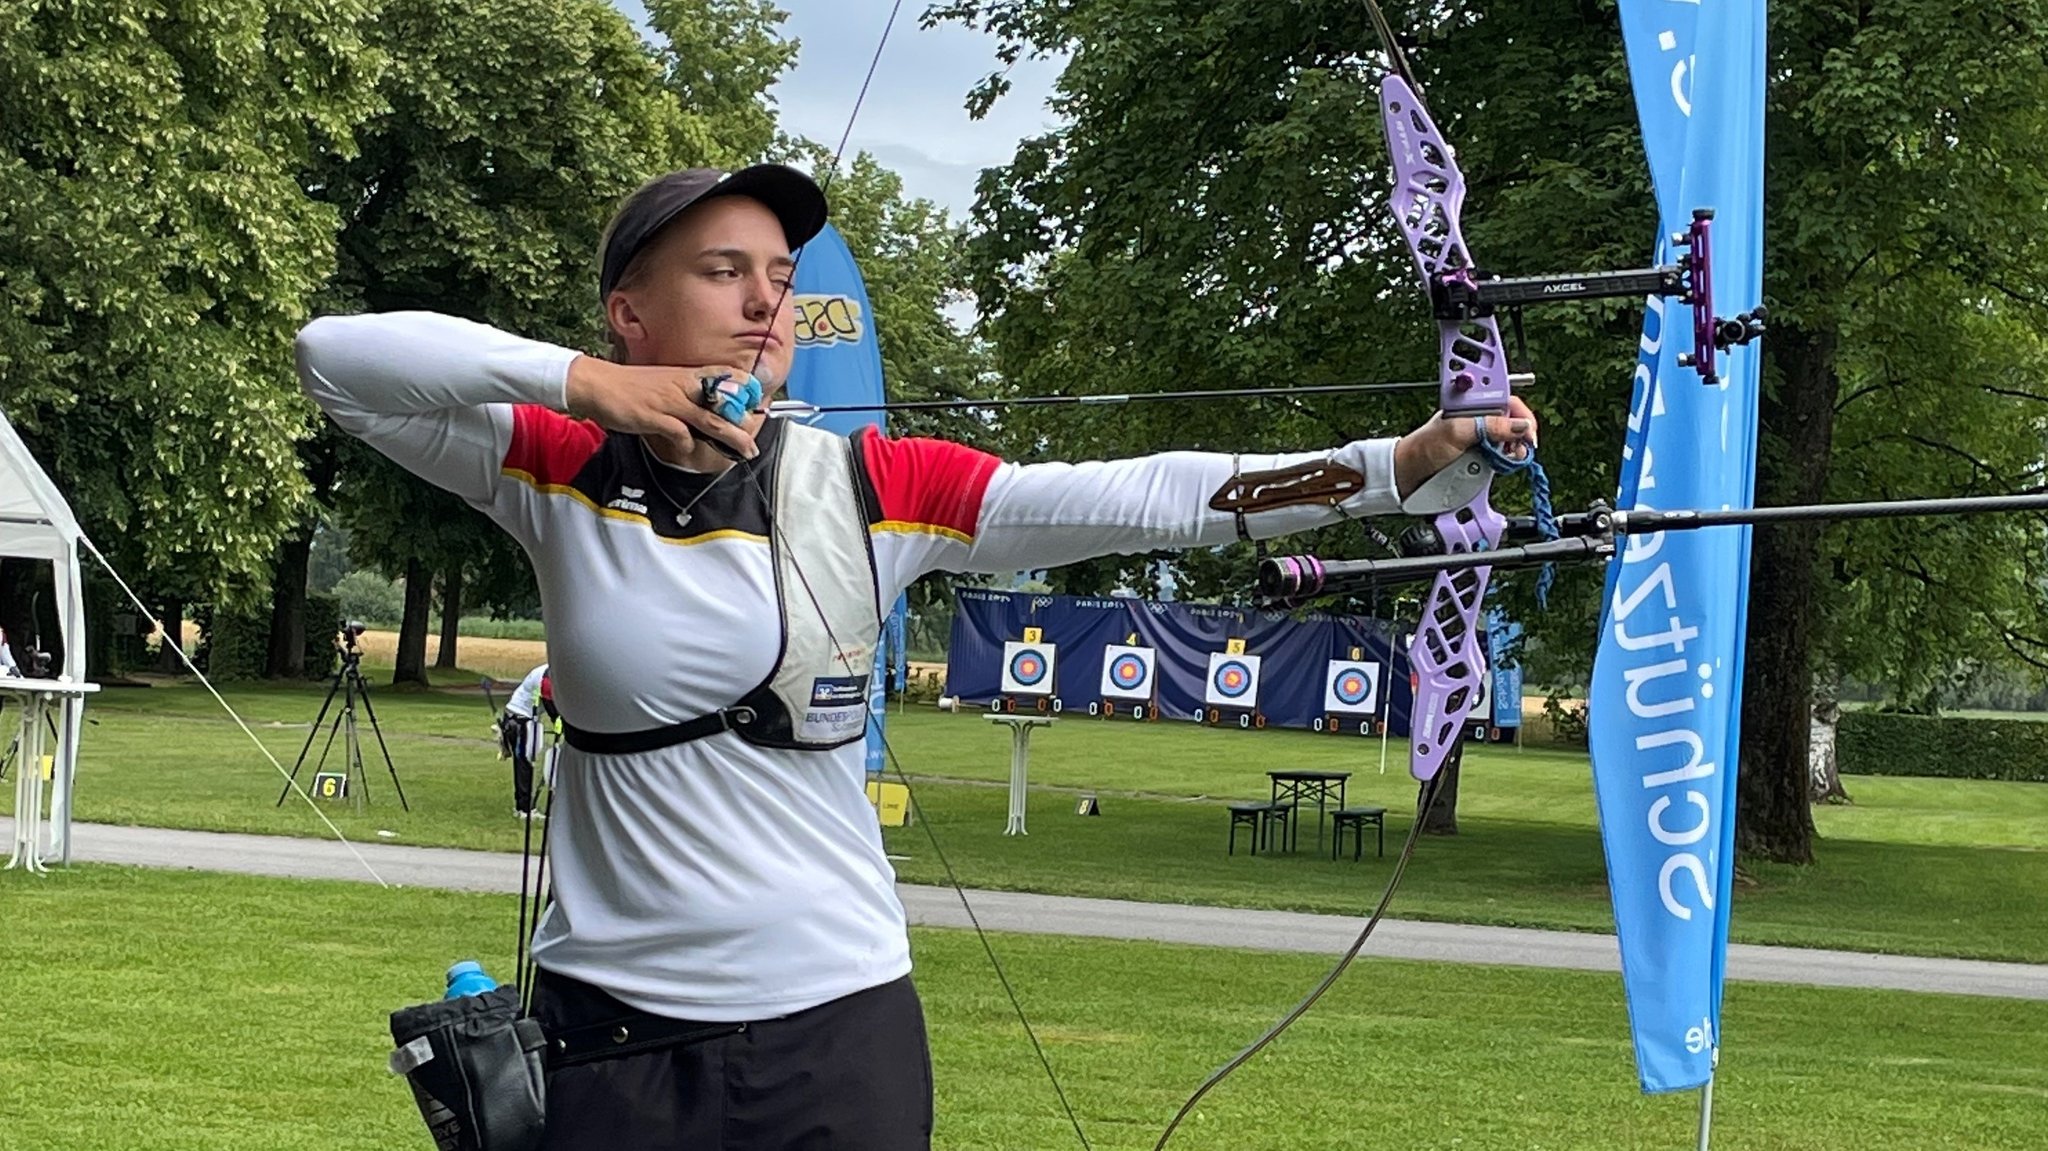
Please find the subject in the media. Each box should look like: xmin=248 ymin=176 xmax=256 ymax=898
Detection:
xmin=505 ymin=405 xmax=605 ymax=486
xmin=857 ymin=427 xmax=1000 ymax=541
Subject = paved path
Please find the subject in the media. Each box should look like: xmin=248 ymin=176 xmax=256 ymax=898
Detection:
xmin=12 ymin=819 xmax=2047 ymax=1001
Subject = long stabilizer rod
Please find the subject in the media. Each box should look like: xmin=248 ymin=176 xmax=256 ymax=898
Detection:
xmin=1262 ymin=490 xmax=2048 ymax=599
xmin=769 ymin=373 xmax=1535 ymax=415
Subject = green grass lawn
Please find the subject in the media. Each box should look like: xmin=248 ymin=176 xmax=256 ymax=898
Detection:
xmin=2 ymin=866 xmax=2042 ymax=1151
xmin=10 ymin=678 xmax=2048 ymax=962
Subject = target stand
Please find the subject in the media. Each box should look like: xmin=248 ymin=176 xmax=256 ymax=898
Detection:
xmin=984 ymin=712 xmax=1055 ymax=835
xmin=1313 ymin=713 xmax=1383 ymax=737
xmin=1201 ymin=648 xmax=1263 ymax=730
xmin=1318 ymin=658 xmax=1385 ymax=738
xmin=1094 ymin=643 xmax=1159 ymax=722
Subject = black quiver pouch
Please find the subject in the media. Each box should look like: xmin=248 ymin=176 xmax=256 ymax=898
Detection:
xmin=388 ymin=985 xmax=547 ymax=1151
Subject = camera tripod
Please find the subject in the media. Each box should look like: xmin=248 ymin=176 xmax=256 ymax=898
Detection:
xmin=276 ymin=635 xmax=409 ymax=810
xmin=0 ymin=697 xmax=61 ymax=788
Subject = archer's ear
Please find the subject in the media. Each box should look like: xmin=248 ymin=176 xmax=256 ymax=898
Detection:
xmin=604 ymin=292 xmax=643 ymax=352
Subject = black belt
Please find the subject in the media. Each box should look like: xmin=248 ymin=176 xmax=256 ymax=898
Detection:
xmin=561 ymin=707 xmax=756 ymax=755
xmin=545 ymin=1013 xmax=748 ymax=1069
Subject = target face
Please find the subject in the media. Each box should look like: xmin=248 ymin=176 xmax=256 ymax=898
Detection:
xmin=1203 ymin=652 xmax=1262 ymax=707
xmin=1000 ymin=641 xmax=1057 ymax=695
xmin=1323 ymin=660 xmax=1382 ymax=714
xmin=1213 ymin=661 xmax=1252 ymax=696
xmin=1099 ymin=645 xmax=1156 ymax=700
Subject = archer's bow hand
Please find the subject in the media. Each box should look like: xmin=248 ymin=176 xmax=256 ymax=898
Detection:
xmin=1392 ymin=395 xmax=1540 ymax=501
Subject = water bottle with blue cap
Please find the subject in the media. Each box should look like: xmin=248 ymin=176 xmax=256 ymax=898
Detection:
xmin=444 ymin=960 xmax=498 ymax=999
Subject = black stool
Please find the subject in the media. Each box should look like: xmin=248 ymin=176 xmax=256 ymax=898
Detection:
xmin=1228 ymin=801 xmax=1286 ymax=855
xmin=1332 ymin=806 xmax=1387 ymax=860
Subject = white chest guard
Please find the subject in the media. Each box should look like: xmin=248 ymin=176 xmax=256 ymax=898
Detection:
xmin=728 ymin=420 xmax=882 ymax=750
xmin=559 ymin=420 xmax=882 ymax=756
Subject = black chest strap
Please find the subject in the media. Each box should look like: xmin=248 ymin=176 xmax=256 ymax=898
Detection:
xmin=560 ymin=707 xmax=757 ymax=756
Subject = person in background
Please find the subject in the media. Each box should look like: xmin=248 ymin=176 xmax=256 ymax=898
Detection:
xmin=0 ymin=625 xmax=21 ymax=677
xmin=500 ymin=662 xmax=549 ymax=819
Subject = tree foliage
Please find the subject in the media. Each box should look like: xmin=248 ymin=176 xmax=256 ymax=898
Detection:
xmin=309 ymin=0 xmax=704 ymax=683
xmin=0 ymin=0 xmax=384 ymax=595
xmin=934 ymin=0 xmax=2048 ymax=859
xmin=0 ymin=0 xmax=993 ymax=689
xmin=646 ymin=0 xmax=797 ymax=166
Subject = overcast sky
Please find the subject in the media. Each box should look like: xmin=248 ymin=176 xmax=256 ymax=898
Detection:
xmin=611 ymin=0 xmax=1066 ymax=223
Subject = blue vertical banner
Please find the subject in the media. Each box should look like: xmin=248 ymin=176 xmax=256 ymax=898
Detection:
xmin=782 ymin=223 xmax=903 ymax=775
xmin=887 ymin=595 xmax=908 ymax=694
xmin=1488 ymin=615 xmax=1524 ymax=731
xmin=1596 ymin=0 xmax=1766 ymax=1095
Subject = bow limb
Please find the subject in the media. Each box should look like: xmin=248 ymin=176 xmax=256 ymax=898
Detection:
xmin=1378 ymin=71 xmax=1511 ymax=782
xmin=1152 ymin=9 xmax=1504 ymax=1147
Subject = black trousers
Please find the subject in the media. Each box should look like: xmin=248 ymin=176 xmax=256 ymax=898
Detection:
xmin=510 ymin=717 xmax=536 ymax=813
xmin=533 ymin=968 xmax=934 ymax=1151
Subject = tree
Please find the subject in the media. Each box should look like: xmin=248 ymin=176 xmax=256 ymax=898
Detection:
xmin=264 ymin=432 xmax=347 ymax=678
xmin=305 ymin=0 xmax=696 ymax=685
xmin=935 ymin=0 xmax=1642 ymax=612
xmin=436 ymin=562 xmax=466 ymax=671
xmin=0 ymin=0 xmax=385 ymax=619
xmin=1808 ymin=676 xmax=1848 ymax=805
xmin=932 ymin=0 xmax=1649 ymax=828
xmin=934 ymin=0 xmax=2048 ymax=860
xmin=645 ymin=0 xmax=796 ymax=166
xmin=1735 ymin=3 xmax=2048 ymax=861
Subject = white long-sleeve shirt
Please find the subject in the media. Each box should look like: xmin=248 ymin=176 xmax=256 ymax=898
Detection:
xmin=298 ymin=310 xmax=1405 ymax=1021
xmin=505 ymin=663 xmax=548 ymax=720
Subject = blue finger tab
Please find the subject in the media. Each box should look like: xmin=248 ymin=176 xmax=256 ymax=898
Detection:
xmin=701 ymin=373 xmax=765 ymax=424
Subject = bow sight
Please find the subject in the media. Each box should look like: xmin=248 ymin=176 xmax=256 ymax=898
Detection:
xmin=1429 ymin=210 xmax=1766 ymax=387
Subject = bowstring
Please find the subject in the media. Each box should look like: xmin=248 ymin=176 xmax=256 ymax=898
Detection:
xmin=1151 ymin=498 xmax=1439 ymax=1150
xmin=1152 ymin=769 xmax=1446 ymax=1151
xmin=645 ymin=3 xmax=1095 ymax=1146
xmin=1154 ymin=1 xmax=1516 ymax=1140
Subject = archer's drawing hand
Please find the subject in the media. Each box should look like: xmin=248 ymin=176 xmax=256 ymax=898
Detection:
xmin=565 ymin=355 xmax=762 ymax=461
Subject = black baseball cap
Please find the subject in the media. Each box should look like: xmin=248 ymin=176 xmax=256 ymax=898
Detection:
xmin=597 ymin=164 xmax=829 ymax=299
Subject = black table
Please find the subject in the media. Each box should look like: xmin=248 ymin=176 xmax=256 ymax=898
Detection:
xmin=1267 ymin=769 xmax=1350 ymax=853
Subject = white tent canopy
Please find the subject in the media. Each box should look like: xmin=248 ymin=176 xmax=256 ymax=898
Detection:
xmin=0 ymin=408 xmax=89 ymax=861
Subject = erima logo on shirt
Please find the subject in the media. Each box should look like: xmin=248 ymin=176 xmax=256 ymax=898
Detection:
xmin=810 ymin=676 xmax=868 ymax=706
xmin=607 ymin=485 xmax=649 ymax=516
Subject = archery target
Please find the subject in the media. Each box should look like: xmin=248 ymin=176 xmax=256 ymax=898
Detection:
xmin=1099 ymin=645 xmax=1156 ymax=700
xmin=1001 ymin=641 xmax=1056 ymax=695
xmin=1323 ymin=660 xmax=1382 ymax=714
xmin=1204 ymin=652 xmax=1262 ymax=707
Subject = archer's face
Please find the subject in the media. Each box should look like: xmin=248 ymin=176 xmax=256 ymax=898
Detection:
xmin=604 ymin=197 xmax=798 ymax=392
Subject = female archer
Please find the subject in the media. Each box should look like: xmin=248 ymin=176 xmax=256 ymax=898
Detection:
xmin=299 ymin=162 xmax=1537 ymax=1150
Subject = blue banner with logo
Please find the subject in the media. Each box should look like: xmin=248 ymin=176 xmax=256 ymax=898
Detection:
xmin=1596 ymin=0 xmax=1765 ymax=1095
xmin=1488 ymin=615 xmax=1524 ymax=730
xmin=783 ymin=223 xmax=905 ymax=774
